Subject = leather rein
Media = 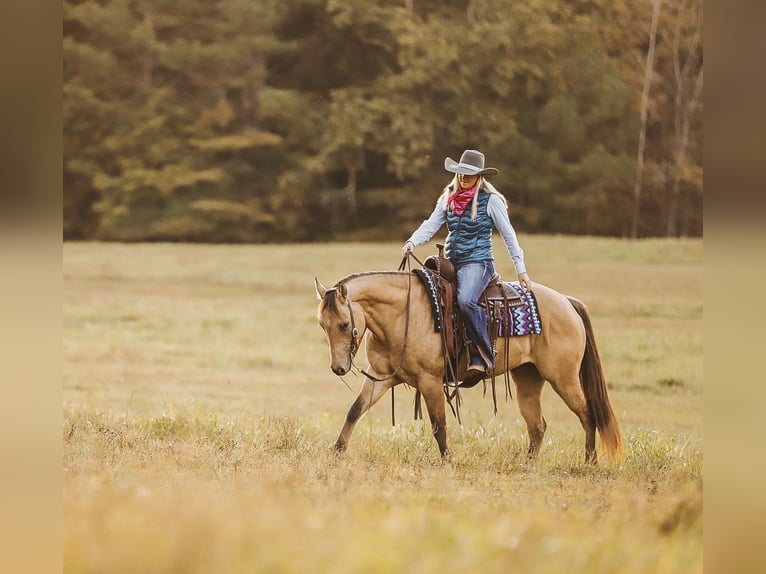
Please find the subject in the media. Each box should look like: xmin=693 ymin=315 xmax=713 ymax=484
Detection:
xmin=346 ymin=255 xmax=421 ymax=383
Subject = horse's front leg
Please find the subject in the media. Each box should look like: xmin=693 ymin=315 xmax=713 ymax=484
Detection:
xmin=418 ymin=375 xmax=450 ymax=461
xmin=334 ymin=375 xmax=391 ymax=453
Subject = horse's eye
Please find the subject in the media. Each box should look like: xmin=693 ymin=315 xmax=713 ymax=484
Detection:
xmin=339 ymin=322 xmax=349 ymax=331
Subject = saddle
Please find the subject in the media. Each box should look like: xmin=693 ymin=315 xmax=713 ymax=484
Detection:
xmin=422 ymin=244 xmax=525 ymax=389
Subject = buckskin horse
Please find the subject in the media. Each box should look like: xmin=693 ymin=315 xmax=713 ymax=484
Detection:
xmin=314 ymin=266 xmax=624 ymax=464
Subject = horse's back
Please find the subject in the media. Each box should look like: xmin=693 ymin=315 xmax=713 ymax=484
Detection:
xmin=529 ymin=281 xmax=584 ymax=327
xmin=524 ymin=282 xmax=587 ymax=367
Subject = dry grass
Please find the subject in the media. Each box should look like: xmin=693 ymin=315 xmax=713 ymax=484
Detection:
xmin=63 ymin=237 xmax=703 ymax=573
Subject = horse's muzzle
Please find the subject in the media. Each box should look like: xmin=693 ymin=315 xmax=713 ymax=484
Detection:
xmin=332 ymin=365 xmax=348 ymax=376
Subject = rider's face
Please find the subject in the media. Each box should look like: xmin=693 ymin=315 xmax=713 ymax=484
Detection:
xmin=458 ymin=173 xmax=479 ymax=189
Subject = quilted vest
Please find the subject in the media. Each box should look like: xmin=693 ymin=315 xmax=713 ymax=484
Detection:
xmin=445 ymin=188 xmax=494 ymax=266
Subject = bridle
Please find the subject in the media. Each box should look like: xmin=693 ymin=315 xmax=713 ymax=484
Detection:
xmin=337 ymin=256 xmax=419 ymax=383
xmin=346 ymin=297 xmax=361 ymax=360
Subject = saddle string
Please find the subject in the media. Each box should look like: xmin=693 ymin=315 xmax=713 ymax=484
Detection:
xmin=405 ymin=252 xmax=463 ymax=423
xmin=418 ymin=257 xmax=464 ymax=423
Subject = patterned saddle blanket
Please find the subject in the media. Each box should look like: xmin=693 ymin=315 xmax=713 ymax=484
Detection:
xmin=481 ymin=281 xmax=542 ymax=337
xmin=414 ymin=269 xmax=542 ymax=337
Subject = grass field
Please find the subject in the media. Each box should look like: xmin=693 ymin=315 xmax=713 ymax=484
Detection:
xmin=63 ymin=236 xmax=703 ymax=573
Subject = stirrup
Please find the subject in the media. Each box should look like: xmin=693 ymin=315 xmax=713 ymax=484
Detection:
xmin=460 ymin=365 xmax=488 ymax=388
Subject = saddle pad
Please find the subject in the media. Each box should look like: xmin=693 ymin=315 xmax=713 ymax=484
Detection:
xmin=413 ymin=269 xmax=442 ymax=332
xmin=490 ymin=282 xmax=543 ymax=337
xmin=415 ymin=271 xmax=541 ymax=337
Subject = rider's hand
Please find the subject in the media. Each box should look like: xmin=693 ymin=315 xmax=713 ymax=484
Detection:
xmin=518 ymin=272 xmax=531 ymax=291
xmin=401 ymin=241 xmax=414 ymax=258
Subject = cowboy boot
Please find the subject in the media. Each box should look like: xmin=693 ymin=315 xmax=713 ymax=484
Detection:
xmin=461 ymin=344 xmax=489 ymax=388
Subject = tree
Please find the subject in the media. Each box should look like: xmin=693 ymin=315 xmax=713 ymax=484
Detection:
xmin=666 ymin=0 xmax=702 ymax=237
xmin=631 ymin=0 xmax=662 ymax=238
xmin=64 ymin=0 xmax=288 ymax=241
xmin=63 ymin=0 xmax=702 ymax=241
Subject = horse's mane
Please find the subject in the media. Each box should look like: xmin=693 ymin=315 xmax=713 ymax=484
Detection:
xmin=319 ymin=271 xmax=410 ymax=315
xmin=339 ymin=270 xmax=408 ymax=283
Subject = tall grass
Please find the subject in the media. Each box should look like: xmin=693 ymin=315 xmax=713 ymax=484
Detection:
xmin=64 ymin=237 xmax=703 ymax=573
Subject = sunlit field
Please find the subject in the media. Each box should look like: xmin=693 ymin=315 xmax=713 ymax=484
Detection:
xmin=63 ymin=236 xmax=703 ymax=573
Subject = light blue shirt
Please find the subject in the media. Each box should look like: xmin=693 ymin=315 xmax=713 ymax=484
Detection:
xmin=407 ymin=192 xmax=527 ymax=275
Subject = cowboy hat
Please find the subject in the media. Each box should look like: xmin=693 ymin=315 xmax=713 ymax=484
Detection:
xmin=444 ymin=149 xmax=499 ymax=176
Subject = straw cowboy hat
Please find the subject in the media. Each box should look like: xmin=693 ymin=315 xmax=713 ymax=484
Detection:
xmin=444 ymin=149 xmax=499 ymax=176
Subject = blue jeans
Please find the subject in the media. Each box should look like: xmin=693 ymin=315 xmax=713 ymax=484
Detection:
xmin=456 ymin=260 xmax=495 ymax=369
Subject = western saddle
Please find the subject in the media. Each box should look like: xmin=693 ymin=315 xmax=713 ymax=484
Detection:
xmin=422 ymin=244 xmax=525 ymax=390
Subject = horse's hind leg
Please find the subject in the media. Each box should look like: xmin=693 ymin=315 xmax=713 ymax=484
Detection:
xmin=334 ymin=376 xmax=391 ymax=453
xmin=546 ymin=370 xmax=597 ymax=463
xmin=418 ymin=375 xmax=450 ymax=460
xmin=511 ymin=363 xmax=547 ymax=459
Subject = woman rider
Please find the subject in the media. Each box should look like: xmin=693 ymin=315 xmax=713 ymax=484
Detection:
xmin=401 ymin=149 xmax=531 ymax=386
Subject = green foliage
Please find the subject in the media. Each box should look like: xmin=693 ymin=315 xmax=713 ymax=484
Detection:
xmin=64 ymin=0 xmax=702 ymax=241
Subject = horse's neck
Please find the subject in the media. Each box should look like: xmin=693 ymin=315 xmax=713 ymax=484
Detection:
xmin=346 ymin=272 xmax=410 ymax=335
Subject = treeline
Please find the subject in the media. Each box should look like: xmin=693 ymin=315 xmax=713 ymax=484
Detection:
xmin=64 ymin=0 xmax=703 ymax=242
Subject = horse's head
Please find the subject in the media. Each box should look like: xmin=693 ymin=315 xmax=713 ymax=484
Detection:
xmin=314 ymin=277 xmax=366 ymax=376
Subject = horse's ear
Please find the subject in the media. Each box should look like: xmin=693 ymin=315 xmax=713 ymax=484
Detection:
xmin=314 ymin=277 xmax=327 ymax=300
xmin=337 ymin=282 xmax=348 ymax=303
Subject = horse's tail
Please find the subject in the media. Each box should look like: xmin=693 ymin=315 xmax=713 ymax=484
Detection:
xmin=568 ymin=297 xmax=625 ymax=463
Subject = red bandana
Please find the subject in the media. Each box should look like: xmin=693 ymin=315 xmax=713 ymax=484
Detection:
xmin=446 ymin=185 xmax=477 ymax=216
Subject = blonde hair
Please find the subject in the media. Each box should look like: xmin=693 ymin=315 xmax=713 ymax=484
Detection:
xmin=440 ymin=175 xmax=507 ymax=220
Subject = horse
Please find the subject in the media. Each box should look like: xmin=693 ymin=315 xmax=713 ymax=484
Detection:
xmin=314 ymin=269 xmax=624 ymax=464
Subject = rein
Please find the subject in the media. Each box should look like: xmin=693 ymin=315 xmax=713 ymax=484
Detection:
xmin=347 ymin=256 xmax=415 ymax=383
